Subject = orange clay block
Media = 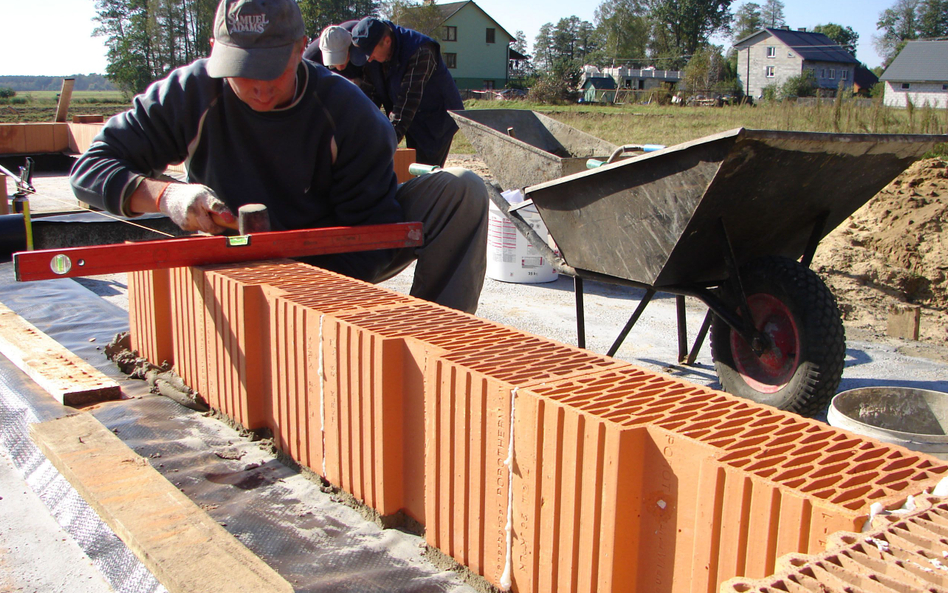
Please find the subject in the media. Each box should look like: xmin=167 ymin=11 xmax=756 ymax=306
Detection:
xmin=0 ymin=124 xmax=27 ymax=155
xmin=514 ymin=367 xmax=948 ymax=593
xmin=202 ymin=270 xmax=270 ymax=429
xmin=21 ymin=123 xmax=66 ymax=153
xmin=721 ymin=496 xmax=948 ymax=592
xmin=424 ymin=360 xmax=513 ymax=582
xmin=127 ymin=269 xmax=173 ymax=367
xmin=394 ymin=148 xmax=416 ymax=183
xmin=169 ymin=266 xmax=210 ymax=400
xmin=66 ymin=122 xmax=104 ymax=154
xmin=320 ymin=316 xmax=437 ymax=519
xmin=130 ymin=260 xmax=948 ymax=593
xmin=267 ymin=292 xmax=317 ymax=470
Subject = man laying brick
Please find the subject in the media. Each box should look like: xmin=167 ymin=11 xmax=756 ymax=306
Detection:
xmin=349 ymin=17 xmax=464 ymax=167
xmin=70 ymin=0 xmax=487 ymax=314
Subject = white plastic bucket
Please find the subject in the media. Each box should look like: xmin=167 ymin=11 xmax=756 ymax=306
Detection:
xmin=486 ymin=195 xmax=557 ymax=284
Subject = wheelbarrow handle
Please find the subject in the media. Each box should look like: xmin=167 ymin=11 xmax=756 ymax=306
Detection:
xmin=485 ymin=184 xmax=575 ymax=276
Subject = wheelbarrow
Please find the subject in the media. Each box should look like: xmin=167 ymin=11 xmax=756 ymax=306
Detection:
xmin=449 ymin=109 xmax=662 ymax=190
xmin=487 ymin=126 xmax=948 ymax=416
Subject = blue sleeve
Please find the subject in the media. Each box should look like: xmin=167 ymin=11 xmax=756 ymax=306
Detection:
xmin=70 ymin=64 xmax=212 ymax=216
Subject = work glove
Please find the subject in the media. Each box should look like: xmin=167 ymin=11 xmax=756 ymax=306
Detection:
xmin=158 ymin=183 xmax=236 ymax=234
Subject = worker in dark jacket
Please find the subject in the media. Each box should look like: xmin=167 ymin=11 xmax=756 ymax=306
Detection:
xmin=70 ymin=0 xmax=487 ymax=313
xmin=302 ymin=20 xmax=364 ymax=84
xmin=350 ymin=17 xmax=464 ymax=167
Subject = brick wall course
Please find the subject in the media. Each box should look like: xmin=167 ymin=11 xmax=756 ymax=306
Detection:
xmin=127 ymin=260 xmax=948 ymax=593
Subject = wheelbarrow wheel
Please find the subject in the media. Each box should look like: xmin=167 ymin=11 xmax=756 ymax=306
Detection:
xmin=710 ymin=256 xmax=846 ymax=416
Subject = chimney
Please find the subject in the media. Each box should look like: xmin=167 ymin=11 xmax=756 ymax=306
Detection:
xmin=798 ymin=27 xmax=807 ymax=32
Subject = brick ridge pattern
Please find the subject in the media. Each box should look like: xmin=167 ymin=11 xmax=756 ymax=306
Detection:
xmin=127 ymin=260 xmax=948 ymax=593
xmin=720 ymin=493 xmax=948 ymax=591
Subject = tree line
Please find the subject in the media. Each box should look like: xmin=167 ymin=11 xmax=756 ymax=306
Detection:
xmin=524 ymin=0 xmax=946 ymax=97
xmin=91 ymin=0 xmax=948 ymax=97
xmin=0 ymin=75 xmax=117 ymax=92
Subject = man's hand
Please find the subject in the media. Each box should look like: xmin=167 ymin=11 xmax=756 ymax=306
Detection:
xmin=158 ymin=183 xmax=236 ymax=234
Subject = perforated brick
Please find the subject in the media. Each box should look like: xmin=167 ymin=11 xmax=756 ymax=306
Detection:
xmin=129 ymin=261 xmax=948 ymax=593
xmin=721 ymin=495 xmax=948 ymax=592
xmin=512 ymin=368 xmax=948 ymax=592
xmin=127 ymin=269 xmax=173 ymax=366
xmin=169 ymin=266 xmax=210 ymax=400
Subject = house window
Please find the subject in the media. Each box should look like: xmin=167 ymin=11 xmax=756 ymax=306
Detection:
xmin=443 ymin=26 xmax=457 ymax=41
xmin=820 ymin=69 xmax=825 ymax=78
xmin=943 ymin=84 xmax=947 ymax=90
xmin=828 ymin=69 xmax=835 ymax=79
xmin=766 ymin=46 xmax=776 ymax=58
xmin=902 ymin=83 xmax=911 ymax=89
xmin=486 ymin=28 xmax=495 ymax=44
xmin=766 ymin=66 xmax=775 ymax=78
xmin=484 ymin=80 xmax=495 ymax=90
xmin=841 ymin=70 xmax=848 ymax=80
xmin=444 ymin=53 xmax=457 ymax=69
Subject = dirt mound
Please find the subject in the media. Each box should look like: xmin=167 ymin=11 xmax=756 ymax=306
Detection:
xmin=813 ymin=157 xmax=948 ymax=345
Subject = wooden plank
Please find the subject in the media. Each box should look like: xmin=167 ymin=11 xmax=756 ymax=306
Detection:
xmin=54 ymin=79 xmax=75 ymax=123
xmin=0 ymin=302 xmax=120 ymax=405
xmin=14 ymin=222 xmax=424 ymax=281
xmin=30 ymin=413 xmax=294 ymax=593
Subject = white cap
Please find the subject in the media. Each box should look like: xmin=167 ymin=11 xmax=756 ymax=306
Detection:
xmin=319 ymin=25 xmax=352 ymax=67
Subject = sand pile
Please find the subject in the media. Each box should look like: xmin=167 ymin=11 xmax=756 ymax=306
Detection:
xmin=814 ymin=157 xmax=948 ymax=345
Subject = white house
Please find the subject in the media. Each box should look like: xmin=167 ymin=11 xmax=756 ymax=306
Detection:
xmin=733 ymin=27 xmax=859 ymax=99
xmin=880 ymin=40 xmax=948 ymax=109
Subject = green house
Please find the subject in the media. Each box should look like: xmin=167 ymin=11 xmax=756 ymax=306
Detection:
xmin=421 ymin=1 xmax=516 ymax=91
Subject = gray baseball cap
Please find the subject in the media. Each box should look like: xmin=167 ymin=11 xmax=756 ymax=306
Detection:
xmin=319 ymin=26 xmax=352 ymax=67
xmin=207 ymin=0 xmax=305 ymax=81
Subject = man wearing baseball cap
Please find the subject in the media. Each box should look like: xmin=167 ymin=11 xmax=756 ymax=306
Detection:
xmin=71 ymin=0 xmax=488 ymax=314
xmin=350 ymin=17 xmax=463 ymax=168
xmin=302 ymin=21 xmax=365 ymax=83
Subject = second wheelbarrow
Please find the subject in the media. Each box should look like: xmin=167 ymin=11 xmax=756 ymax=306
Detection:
xmin=492 ymin=127 xmax=947 ymax=416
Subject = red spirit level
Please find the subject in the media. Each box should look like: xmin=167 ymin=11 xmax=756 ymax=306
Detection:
xmin=13 ymin=222 xmax=423 ymax=282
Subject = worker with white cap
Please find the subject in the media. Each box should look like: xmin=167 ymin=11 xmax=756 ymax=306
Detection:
xmin=302 ymin=20 xmax=365 ymax=83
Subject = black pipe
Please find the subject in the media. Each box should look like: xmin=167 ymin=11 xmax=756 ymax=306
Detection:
xmin=0 ymin=214 xmax=27 ymax=261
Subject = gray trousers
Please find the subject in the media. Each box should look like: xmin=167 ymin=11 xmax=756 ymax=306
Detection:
xmin=374 ymin=168 xmax=488 ymax=314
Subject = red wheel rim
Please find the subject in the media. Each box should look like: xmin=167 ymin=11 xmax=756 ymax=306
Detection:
xmin=730 ymin=294 xmax=800 ymax=393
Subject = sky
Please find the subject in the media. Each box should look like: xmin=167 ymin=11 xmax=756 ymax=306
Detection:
xmin=1 ymin=0 xmax=897 ymax=77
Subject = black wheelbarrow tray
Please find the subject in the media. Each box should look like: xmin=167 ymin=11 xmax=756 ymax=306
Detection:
xmin=449 ymin=109 xmax=622 ymax=189
xmin=490 ymin=127 xmax=948 ymax=416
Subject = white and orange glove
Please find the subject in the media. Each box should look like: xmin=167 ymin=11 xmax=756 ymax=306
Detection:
xmin=157 ymin=183 xmax=236 ymax=234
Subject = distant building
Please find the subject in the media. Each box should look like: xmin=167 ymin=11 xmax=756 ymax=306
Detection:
xmin=413 ymin=1 xmax=516 ymax=91
xmin=879 ymin=40 xmax=948 ymax=109
xmin=853 ymin=65 xmax=880 ymax=97
xmin=601 ymin=66 xmax=682 ymax=90
xmin=580 ymin=76 xmax=617 ymax=103
xmin=733 ymin=27 xmax=859 ymax=99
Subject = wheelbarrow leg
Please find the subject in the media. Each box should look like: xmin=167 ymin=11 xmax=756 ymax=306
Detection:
xmin=801 ymin=210 xmax=830 ymax=269
xmin=676 ymin=296 xmax=688 ymax=363
xmin=607 ymin=289 xmax=656 ymax=357
xmin=686 ymin=309 xmax=713 ymax=365
xmin=574 ymin=276 xmax=586 ymax=349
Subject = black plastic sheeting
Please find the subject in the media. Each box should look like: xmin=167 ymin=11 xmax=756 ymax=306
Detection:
xmin=0 ymin=262 xmax=475 ymax=593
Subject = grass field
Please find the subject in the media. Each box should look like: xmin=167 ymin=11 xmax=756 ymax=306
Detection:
xmin=2 ymin=90 xmax=945 ymax=158
xmin=452 ymin=98 xmax=948 ymax=157
xmin=0 ymin=90 xmax=130 ymax=123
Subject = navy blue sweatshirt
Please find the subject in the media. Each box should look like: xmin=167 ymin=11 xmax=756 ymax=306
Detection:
xmin=71 ymin=59 xmax=402 ymax=278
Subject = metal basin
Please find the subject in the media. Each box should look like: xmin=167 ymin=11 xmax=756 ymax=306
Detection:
xmin=449 ymin=109 xmax=617 ymax=190
xmin=828 ymin=386 xmax=948 ymax=459
xmin=523 ymin=128 xmax=947 ymax=288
